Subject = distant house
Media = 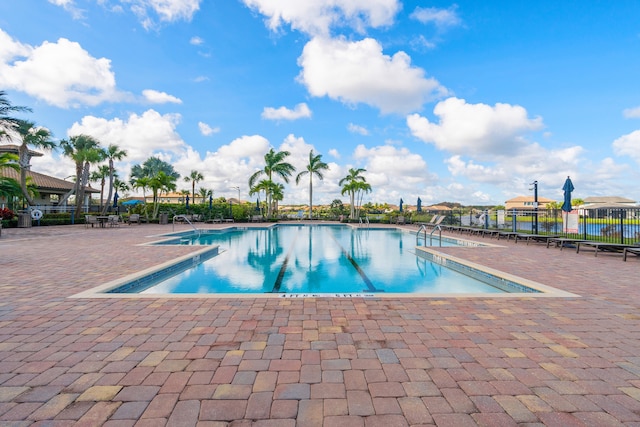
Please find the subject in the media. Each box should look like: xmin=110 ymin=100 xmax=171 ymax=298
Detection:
xmin=0 ymin=145 xmax=99 ymax=211
xmin=504 ymin=196 xmax=555 ymax=211
xmin=580 ymin=196 xmax=638 ymax=219
xmin=0 ymin=167 xmax=100 ymax=211
xmin=581 ymin=196 xmax=637 ymax=209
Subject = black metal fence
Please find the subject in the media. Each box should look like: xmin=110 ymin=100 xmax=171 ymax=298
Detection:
xmin=439 ymin=208 xmax=640 ymax=244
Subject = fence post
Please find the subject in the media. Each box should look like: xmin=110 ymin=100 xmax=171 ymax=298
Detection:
xmin=620 ymin=210 xmax=624 ymax=244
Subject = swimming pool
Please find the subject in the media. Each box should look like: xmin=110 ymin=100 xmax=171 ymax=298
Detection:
xmin=102 ymin=224 xmax=547 ymax=296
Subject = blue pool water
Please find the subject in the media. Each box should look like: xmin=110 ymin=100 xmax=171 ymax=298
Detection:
xmin=115 ymin=225 xmax=518 ymax=295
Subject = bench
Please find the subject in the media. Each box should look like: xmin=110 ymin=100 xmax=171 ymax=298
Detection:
xmin=251 ymin=215 xmax=262 ymax=223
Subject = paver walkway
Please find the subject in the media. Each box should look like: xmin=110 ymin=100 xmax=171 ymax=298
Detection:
xmin=0 ymin=222 xmax=638 ymax=426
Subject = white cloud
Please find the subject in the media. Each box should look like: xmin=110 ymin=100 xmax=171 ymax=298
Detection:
xmin=142 ymin=89 xmax=182 ymax=104
xmin=67 ymin=109 xmax=186 ymax=163
xmin=47 ymin=0 xmax=85 ymax=19
xmin=407 ymin=97 xmax=543 ymax=157
xmin=0 ymin=29 xmax=123 ymax=108
xmin=128 ymin=0 xmax=201 ymax=30
xmin=193 ymin=75 xmax=209 ymax=82
xmin=242 ymin=0 xmax=400 ymax=36
xmin=298 ymin=37 xmax=447 ymax=114
xmin=623 ymin=107 xmax=640 ymax=119
xmin=410 ymin=5 xmax=461 ymax=29
xmin=348 ymin=123 xmax=369 ymax=135
xmin=262 ymin=103 xmax=312 ymax=120
xmin=198 ymin=121 xmax=220 ymax=136
xmin=190 ymin=36 xmax=204 ymax=45
xmin=613 ymin=129 xmax=640 ymax=164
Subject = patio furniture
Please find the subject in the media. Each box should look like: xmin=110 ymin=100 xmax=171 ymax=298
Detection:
xmin=85 ymin=215 xmax=98 ymax=228
xmin=623 ymin=247 xmax=640 ymax=261
xmin=127 ymin=214 xmax=141 ymax=225
xmin=108 ymin=215 xmax=121 ymax=227
xmin=576 ymin=241 xmax=640 ymax=257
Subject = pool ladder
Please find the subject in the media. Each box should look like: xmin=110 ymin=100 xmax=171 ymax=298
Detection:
xmin=172 ymin=215 xmax=201 ymax=237
xmin=358 ymin=216 xmax=370 ymax=228
xmin=416 ymin=224 xmax=442 ymax=247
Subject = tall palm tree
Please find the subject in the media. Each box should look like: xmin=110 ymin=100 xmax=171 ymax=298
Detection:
xmin=59 ymin=134 xmax=105 ymax=218
xmin=296 ymin=150 xmax=329 ymax=220
xmin=131 ymin=176 xmax=150 ymax=217
xmin=15 ymin=120 xmax=56 ymax=206
xmin=0 ymin=91 xmax=31 ymax=141
xmin=101 ymin=144 xmax=127 ymax=214
xmin=249 ymin=149 xmax=295 ymax=217
xmin=90 ymin=165 xmax=110 ymax=211
xmin=184 ymin=170 xmax=204 ymax=203
xmin=339 ymin=168 xmax=367 ymax=219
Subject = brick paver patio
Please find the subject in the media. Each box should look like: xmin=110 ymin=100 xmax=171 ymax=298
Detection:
xmin=0 ymin=222 xmax=638 ymax=426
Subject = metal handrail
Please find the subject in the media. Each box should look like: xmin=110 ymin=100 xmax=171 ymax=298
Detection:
xmin=416 ymin=224 xmax=443 ymax=247
xmin=416 ymin=224 xmax=427 ymax=245
xmin=173 ymin=215 xmax=200 ymax=236
xmin=358 ymin=216 xmax=370 ymax=228
xmin=429 ymin=224 xmax=443 ymax=247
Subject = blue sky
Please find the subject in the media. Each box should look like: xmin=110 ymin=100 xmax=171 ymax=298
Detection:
xmin=1 ymin=0 xmax=639 ymax=207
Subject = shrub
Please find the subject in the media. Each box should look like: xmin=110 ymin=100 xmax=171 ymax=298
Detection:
xmin=0 ymin=208 xmax=15 ymax=220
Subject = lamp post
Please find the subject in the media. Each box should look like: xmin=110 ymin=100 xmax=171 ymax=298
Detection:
xmin=230 ymin=186 xmax=240 ymax=203
xmin=530 ymin=180 xmax=538 ymax=234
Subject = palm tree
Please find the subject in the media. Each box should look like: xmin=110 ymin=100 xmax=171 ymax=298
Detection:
xmin=90 ymin=165 xmax=111 ymax=211
xmin=130 ymin=157 xmax=180 ymax=219
xmin=0 ymin=91 xmax=31 ymax=141
xmin=198 ymin=187 xmax=213 ymax=204
xmin=130 ymin=176 xmax=150 ymax=217
xmin=148 ymin=171 xmax=177 ymax=219
xmin=249 ymin=149 xmax=295 ymax=217
xmin=59 ymin=134 xmax=105 ymax=218
xmin=0 ymin=152 xmax=20 ymax=202
xmin=184 ymin=170 xmax=204 ymax=203
xmin=339 ymin=168 xmax=367 ymax=219
xmin=295 ymin=150 xmax=329 ymax=220
xmin=101 ymin=144 xmax=127 ymax=214
xmin=14 ymin=120 xmax=56 ymax=206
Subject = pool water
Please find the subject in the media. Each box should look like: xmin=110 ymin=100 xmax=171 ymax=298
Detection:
xmin=134 ymin=225 xmax=507 ymax=295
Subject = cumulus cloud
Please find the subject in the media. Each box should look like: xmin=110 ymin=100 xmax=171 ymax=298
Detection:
xmin=198 ymin=121 xmax=220 ymax=136
xmin=349 ymin=144 xmax=434 ymax=205
xmin=623 ymin=107 xmax=640 ymax=119
xmin=190 ymin=36 xmax=204 ymax=45
xmin=613 ymin=130 xmax=640 ymax=164
xmin=348 ymin=123 xmax=369 ymax=135
xmin=407 ymin=97 xmax=543 ymax=157
xmin=410 ymin=5 xmax=461 ymax=29
xmin=242 ymin=0 xmax=400 ymax=36
xmin=142 ymin=89 xmax=182 ymax=104
xmin=298 ymin=37 xmax=447 ymax=114
xmin=0 ymin=29 xmax=124 ymax=108
xmin=67 ymin=109 xmax=186 ymax=163
xmin=262 ymin=103 xmax=312 ymax=120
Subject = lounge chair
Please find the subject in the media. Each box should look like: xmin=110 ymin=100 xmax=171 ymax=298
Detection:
xmin=623 ymin=247 xmax=640 ymax=261
xmin=251 ymin=215 xmax=262 ymax=223
xmin=396 ymin=215 xmax=406 ymax=225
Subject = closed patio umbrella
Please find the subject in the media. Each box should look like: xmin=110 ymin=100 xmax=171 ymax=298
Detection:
xmin=113 ymin=191 xmax=119 ymax=207
xmin=417 ymin=197 xmax=422 ymax=213
xmin=562 ymin=176 xmax=574 ymax=212
xmin=399 ymin=198 xmax=403 ymax=212
xmin=209 ymin=194 xmax=213 ymax=210
xmin=185 ymin=195 xmax=189 ymax=210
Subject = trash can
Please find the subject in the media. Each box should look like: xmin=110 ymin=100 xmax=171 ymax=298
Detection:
xmin=18 ymin=213 xmax=32 ymax=228
xmin=159 ymin=213 xmax=168 ymax=225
